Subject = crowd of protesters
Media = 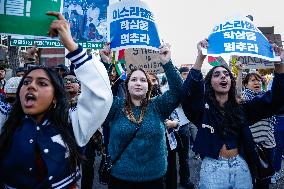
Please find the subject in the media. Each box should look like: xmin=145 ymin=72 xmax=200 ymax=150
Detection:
xmin=0 ymin=11 xmax=284 ymax=189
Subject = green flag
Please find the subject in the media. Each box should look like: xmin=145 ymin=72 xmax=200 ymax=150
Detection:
xmin=0 ymin=0 xmax=62 ymax=36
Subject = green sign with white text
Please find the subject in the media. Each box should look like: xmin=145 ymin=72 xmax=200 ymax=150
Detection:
xmin=0 ymin=0 xmax=62 ymax=36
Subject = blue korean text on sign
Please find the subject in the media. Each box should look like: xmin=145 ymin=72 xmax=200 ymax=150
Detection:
xmin=206 ymin=16 xmax=280 ymax=61
xmin=107 ymin=0 xmax=160 ymax=51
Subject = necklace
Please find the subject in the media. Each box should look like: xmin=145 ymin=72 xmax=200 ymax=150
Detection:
xmin=125 ymin=104 xmax=146 ymax=125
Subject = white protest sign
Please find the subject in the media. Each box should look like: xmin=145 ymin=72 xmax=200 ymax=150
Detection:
xmin=107 ymin=0 xmax=160 ymax=51
xmin=205 ymin=15 xmax=280 ymax=62
xmin=232 ymin=56 xmax=275 ymax=69
xmin=124 ymin=48 xmax=163 ymax=74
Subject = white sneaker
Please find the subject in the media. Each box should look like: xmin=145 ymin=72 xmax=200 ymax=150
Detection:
xmin=271 ymin=172 xmax=281 ymax=184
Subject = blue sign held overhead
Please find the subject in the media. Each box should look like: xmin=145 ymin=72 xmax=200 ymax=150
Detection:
xmin=107 ymin=0 xmax=160 ymax=51
xmin=205 ymin=15 xmax=280 ymax=62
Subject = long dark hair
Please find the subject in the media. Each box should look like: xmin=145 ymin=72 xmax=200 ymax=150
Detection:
xmin=0 ymin=67 xmax=80 ymax=171
xmin=205 ymin=65 xmax=245 ymax=138
xmin=124 ymin=68 xmax=152 ymax=124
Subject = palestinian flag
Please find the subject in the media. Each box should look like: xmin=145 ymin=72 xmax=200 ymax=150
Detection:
xmin=115 ymin=62 xmax=125 ymax=76
xmin=111 ymin=50 xmax=127 ymax=79
xmin=115 ymin=62 xmax=127 ymax=80
xmin=115 ymin=49 xmax=125 ymax=64
xmin=208 ymin=56 xmax=227 ymax=66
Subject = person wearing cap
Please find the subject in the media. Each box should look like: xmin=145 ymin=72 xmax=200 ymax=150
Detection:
xmin=54 ymin=64 xmax=69 ymax=78
xmin=0 ymin=77 xmax=22 ymax=133
xmin=16 ymin=67 xmax=25 ymax=77
xmin=4 ymin=77 xmax=22 ymax=105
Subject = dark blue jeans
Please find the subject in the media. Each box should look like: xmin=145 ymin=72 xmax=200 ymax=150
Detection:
xmin=255 ymin=147 xmax=274 ymax=189
xmin=175 ymin=123 xmax=191 ymax=184
xmin=109 ymin=175 xmax=165 ymax=189
xmin=81 ymin=139 xmax=96 ymax=189
xmin=274 ymin=130 xmax=284 ymax=171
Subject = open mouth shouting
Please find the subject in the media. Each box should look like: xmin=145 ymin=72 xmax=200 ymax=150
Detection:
xmin=24 ymin=93 xmax=37 ymax=108
xmin=253 ymin=85 xmax=261 ymax=91
xmin=219 ymin=81 xmax=228 ymax=88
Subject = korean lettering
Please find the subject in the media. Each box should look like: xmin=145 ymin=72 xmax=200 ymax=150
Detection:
xmin=27 ymin=40 xmax=33 ymax=46
xmin=121 ymin=20 xmax=149 ymax=31
xmin=224 ymin=42 xmax=235 ymax=52
xmin=214 ymin=20 xmax=257 ymax=32
xmin=222 ymin=21 xmax=234 ymax=30
xmin=129 ymin=33 xmax=140 ymax=43
xmin=247 ymin=43 xmax=259 ymax=53
xmin=224 ymin=42 xmax=258 ymax=53
xmin=26 ymin=1 xmax=31 ymax=17
xmin=113 ymin=10 xmax=119 ymax=19
xmin=35 ymin=40 xmax=43 ymax=46
xmin=223 ymin=31 xmax=257 ymax=41
xmin=140 ymin=34 xmax=149 ymax=44
xmin=223 ymin=31 xmax=234 ymax=39
xmin=139 ymin=8 xmax=154 ymax=21
xmin=233 ymin=21 xmax=245 ymax=28
xmin=139 ymin=20 xmax=148 ymax=31
xmin=244 ymin=21 xmax=256 ymax=31
xmin=234 ymin=31 xmax=246 ymax=40
xmin=246 ymin=32 xmax=256 ymax=41
xmin=129 ymin=7 xmax=139 ymax=16
xmin=129 ymin=20 xmax=139 ymax=29
xmin=6 ymin=0 xmax=24 ymax=16
xmin=121 ymin=20 xmax=129 ymax=30
xmin=235 ymin=42 xmax=247 ymax=51
xmin=121 ymin=34 xmax=129 ymax=44
xmin=11 ymin=40 xmax=17 ymax=45
xmin=223 ymin=31 xmax=246 ymax=40
xmin=17 ymin=39 xmax=23 ymax=45
xmin=0 ymin=0 xmax=4 ymax=14
xmin=121 ymin=33 xmax=150 ymax=45
xmin=119 ymin=7 xmax=130 ymax=18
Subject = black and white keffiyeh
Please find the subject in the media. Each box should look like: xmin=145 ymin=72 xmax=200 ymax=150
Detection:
xmin=242 ymin=88 xmax=277 ymax=127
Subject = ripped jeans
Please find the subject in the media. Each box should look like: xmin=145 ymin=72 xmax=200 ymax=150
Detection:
xmin=199 ymin=155 xmax=253 ymax=189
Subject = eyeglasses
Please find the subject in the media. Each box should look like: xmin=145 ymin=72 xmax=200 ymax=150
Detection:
xmin=63 ymin=78 xmax=79 ymax=84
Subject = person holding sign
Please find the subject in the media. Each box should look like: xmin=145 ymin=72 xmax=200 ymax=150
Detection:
xmin=100 ymin=42 xmax=183 ymax=188
xmin=181 ymin=39 xmax=284 ymax=189
xmin=238 ymin=68 xmax=276 ymax=188
xmin=0 ymin=12 xmax=113 ymax=189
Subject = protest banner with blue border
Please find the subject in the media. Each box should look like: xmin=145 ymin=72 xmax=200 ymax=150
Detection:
xmin=107 ymin=0 xmax=160 ymax=51
xmin=204 ymin=15 xmax=280 ymax=62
